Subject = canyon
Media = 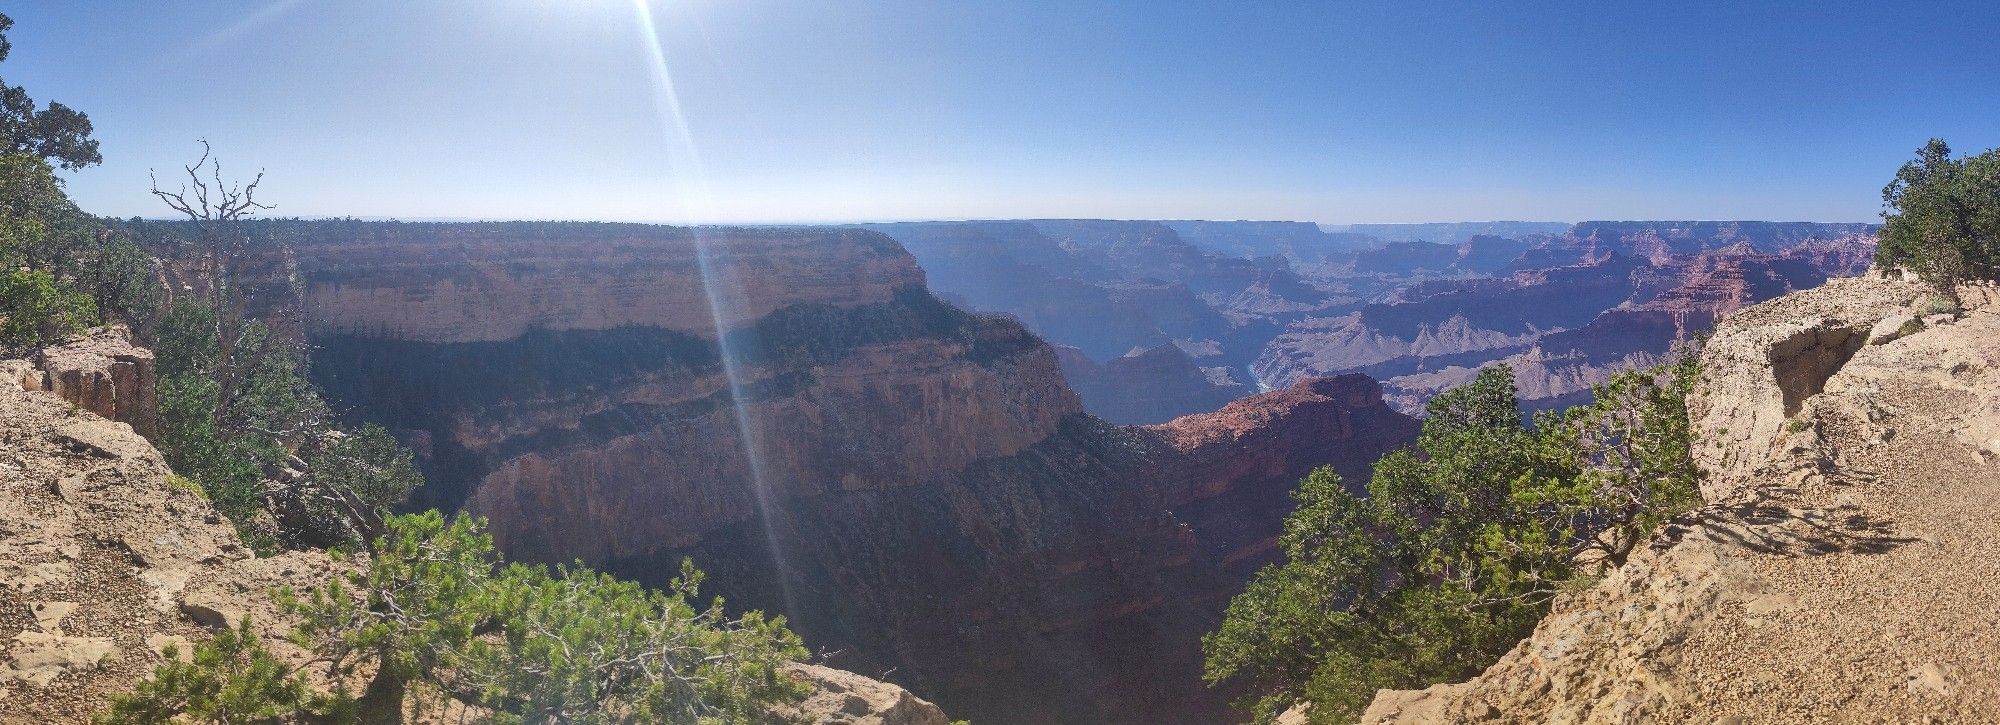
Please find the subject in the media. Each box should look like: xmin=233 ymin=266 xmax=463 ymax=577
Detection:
xmin=282 ymin=221 xmax=1419 ymax=724
xmin=7 ymin=217 xmax=1892 ymax=723
xmin=869 ymin=220 xmax=1878 ymax=421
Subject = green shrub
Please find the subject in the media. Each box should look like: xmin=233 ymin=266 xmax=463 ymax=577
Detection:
xmin=153 ymin=300 xmax=350 ymax=554
xmin=165 ymin=473 xmax=209 ymax=502
xmin=281 ymin=512 xmax=809 ymax=723
xmin=1204 ymin=358 xmax=1704 ymax=723
xmin=0 ymin=268 xmax=94 ymax=348
xmin=96 ymin=618 xmax=353 ymax=724
xmin=1898 ymin=317 xmax=1926 ymax=338
xmin=1919 ymin=296 xmax=1961 ymax=317
xmin=1876 ymin=139 xmax=2000 ymax=293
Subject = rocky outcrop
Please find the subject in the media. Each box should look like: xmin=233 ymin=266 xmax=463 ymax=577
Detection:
xmin=0 ymin=364 xmax=334 ymax=722
xmin=1358 ymin=274 xmax=2000 ymax=723
xmin=6 ymin=327 xmax=157 ymax=439
xmin=780 ymin=664 xmax=951 ymax=725
xmin=293 ymin=222 xmax=1420 ymax=724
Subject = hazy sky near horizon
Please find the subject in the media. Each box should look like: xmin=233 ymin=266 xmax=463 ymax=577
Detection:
xmin=9 ymin=1 xmax=2000 ymax=224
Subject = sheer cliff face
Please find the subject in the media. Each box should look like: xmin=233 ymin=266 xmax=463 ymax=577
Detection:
xmin=294 ymin=223 xmax=1418 ymax=725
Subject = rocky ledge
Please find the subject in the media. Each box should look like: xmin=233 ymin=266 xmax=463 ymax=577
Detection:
xmin=4 ymin=327 xmax=157 ymax=439
xmin=1356 ymin=274 xmax=2000 ymax=723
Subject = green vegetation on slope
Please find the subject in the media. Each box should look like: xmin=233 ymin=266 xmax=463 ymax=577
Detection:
xmin=1877 ymin=139 xmax=2000 ymax=294
xmin=100 ymin=513 xmax=808 ymax=724
xmin=0 ymin=154 xmax=155 ymax=349
xmin=1204 ymin=359 xmax=1704 ymax=723
xmin=102 ymin=514 xmax=805 ymax=724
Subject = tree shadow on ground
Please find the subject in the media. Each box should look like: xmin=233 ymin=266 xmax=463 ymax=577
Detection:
xmin=1680 ymin=496 xmax=1923 ymax=556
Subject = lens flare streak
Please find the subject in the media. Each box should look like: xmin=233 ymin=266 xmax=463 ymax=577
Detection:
xmin=629 ymin=0 xmax=797 ymax=617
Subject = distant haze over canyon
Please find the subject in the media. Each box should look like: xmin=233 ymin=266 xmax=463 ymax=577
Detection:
xmin=870 ymin=219 xmax=1875 ymax=422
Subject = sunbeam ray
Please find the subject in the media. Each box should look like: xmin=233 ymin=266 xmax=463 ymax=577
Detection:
xmin=628 ymin=0 xmax=798 ymax=617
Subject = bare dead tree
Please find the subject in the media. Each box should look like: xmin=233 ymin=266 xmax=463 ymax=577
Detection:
xmin=148 ymin=139 xmax=279 ymax=426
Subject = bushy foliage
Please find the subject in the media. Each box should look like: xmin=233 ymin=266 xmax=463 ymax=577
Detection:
xmin=0 ymin=13 xmax=102 ymax=170
xmin=97 ymin=618 xmax=352 ymax=724
xmin=0 ymin=153 xmax=153 ymax=349
xmin=1204 ymin=360 xmax=1704 ymax=723
xmin=0 ymin=267 xmax=94 ymax=347
xmin=464 ymin=560 xmax=806 ymax=723
xmin=1876 ymin=139 xmax=2000 ymax=293
xmin=285 ymin=424 xmax=423 ymax=549
xmin=154 ymin=301 xmax=315 ymax=551
xmin=280 ymin=512 xmax=809 ymax=723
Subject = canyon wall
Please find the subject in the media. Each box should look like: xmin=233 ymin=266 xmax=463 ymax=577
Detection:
xmin=290 ymin=222 xmax=1418 ymax=724
xmin=875 ymin=219 xmax=1875 ymax=428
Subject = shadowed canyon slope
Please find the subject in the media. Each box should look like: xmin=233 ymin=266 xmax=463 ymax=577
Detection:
xmin=286 ymin=222 xmax=1418 ymax=724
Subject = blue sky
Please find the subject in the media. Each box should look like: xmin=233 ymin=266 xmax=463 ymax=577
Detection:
xmin=8 ymin=1 xmax=2000 ymax=223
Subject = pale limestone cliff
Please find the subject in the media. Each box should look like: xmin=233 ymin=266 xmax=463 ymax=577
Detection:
xmin=1354 ymin=275 xmax=2000 ymax=724
xmin=295 ymin=225 xmax=923 ymax=344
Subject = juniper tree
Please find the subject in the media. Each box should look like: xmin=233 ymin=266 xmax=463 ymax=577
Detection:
xmin=1205 ymin=360 xmax=1704 ymax=723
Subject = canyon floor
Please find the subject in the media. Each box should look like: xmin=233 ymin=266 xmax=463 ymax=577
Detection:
xmin=1358 ymin=276 xmax=2000 ymax=723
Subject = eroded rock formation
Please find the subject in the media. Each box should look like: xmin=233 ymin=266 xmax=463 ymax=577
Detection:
xmin=5 ymin=327 xmax=157 ymax=439
xmin=1265 ymin=232 xmax=1873 ymax=415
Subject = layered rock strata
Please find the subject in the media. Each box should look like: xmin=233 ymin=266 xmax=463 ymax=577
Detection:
xmin=1264 ymin=238 xmax=1870 ymax=415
